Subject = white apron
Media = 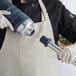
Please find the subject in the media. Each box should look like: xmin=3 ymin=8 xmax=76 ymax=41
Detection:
xmin=0 ymin=0 xmax=58 ymax=76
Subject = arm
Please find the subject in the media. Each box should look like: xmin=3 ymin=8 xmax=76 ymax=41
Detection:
xmin=58 ymin=6 xmax=76 ymax=43
xmin=0 ymin=10 xmax=14 ymax=49
xmin=43 ymin=0 xmax=76 ymax=43
xmin=59 ymin=43 xmax=76 ymax=64
xmin=43 ymin=0 xmax=76 ymax=64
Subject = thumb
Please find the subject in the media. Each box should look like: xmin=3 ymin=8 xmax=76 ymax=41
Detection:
xmin=2 ymin=15 xmax=14 ymax=31
xmin=0 ymin=10 xmax=11 ymax=15
xmin=71 ymin=57 xmax=76 ymax=66
xmin=6 ymin=19 xmax=14 ymax=31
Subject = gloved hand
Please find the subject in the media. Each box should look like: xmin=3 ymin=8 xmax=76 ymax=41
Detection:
xmin=59 ymin=43 xmax=76 ymax=64
xmin=0 ymin=10 xmax=14 ymax=31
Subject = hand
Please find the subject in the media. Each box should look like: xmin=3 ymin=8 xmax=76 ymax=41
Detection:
xmin=0 ymin=10 xmax=14 ymax=31
xmin=59 ymin=43 xmax=76 ymax=64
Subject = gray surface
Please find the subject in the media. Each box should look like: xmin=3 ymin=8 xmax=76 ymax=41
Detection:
xmin=58 ymin=60 xmax=76 ymax=76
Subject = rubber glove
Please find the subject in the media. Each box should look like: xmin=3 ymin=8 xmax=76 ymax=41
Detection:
xmin=59 ymin=43 xmax=76 ymax=64
xmin=0 ymin=10 xmax=14 ymax=31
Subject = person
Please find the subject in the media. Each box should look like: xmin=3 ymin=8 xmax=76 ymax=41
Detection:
xmin=58 ymin=0 xmax=76 ymax=64
xmin=4 ymin=0 xmax=76 ymax=62
xmin=0 ymin=0 xmax=76 ymax=76
xmin=12 ymin=0 xmax=76 ymax=64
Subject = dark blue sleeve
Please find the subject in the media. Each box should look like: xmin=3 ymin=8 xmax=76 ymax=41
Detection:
xmin=43 ymin=0 xmax=76 ymax=43
xmin=58 ymin=5 xmax=76 ymax=43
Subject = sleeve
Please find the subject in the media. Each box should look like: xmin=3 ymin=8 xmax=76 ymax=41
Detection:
xmin=72 ymin=17 xmax=76 ymax=37
xmin=43 ymin=0 xmax=76 ymax=43
xmin=58 ymin=5 xmax=76 ymax=43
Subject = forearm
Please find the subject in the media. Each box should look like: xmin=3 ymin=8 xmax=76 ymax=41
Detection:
xmin=59 ymin=6 xmax=76 ymax=43
xmin=43 ymin=0 xmax=76 ymax=43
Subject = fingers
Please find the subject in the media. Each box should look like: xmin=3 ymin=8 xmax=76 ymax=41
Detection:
xmin=65 ymin=53 xmax=71 ymax=63
xmin=0 ymin=15 xmax=5 ymax=29
xmin=0 ymin=11 xmax=14 ymax=31
xmin=7 ymin=22 xmax=14 ymax=31
xmin=72 ymin=57 xmax=76 ymax=66
xmin=0 ymin=15 xmax=14 ymax=31
xmin=3 ymin=15 xmax=14 ymax=31
xmin=59 ymin=48 xmax=72 ymax=63
xmin=0 ymin=10 xmax=11 ymax=15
